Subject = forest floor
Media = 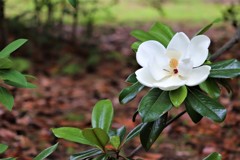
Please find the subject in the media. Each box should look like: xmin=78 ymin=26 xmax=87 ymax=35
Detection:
xmin=0 ymin=22 xmax=240 ymax=160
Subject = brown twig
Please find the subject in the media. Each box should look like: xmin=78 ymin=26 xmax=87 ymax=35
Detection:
xmin=210 ymin=26 xmax=240 ymax=61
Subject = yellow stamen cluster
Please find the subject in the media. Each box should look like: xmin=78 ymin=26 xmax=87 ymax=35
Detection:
xmin=169 ymin=58 xmax=178 ymax=69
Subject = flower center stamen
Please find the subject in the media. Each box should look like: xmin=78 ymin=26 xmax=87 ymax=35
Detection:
xmin=169 ymin=58 xmax=178 ymax=68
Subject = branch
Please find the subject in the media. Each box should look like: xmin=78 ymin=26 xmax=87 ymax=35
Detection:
xmin=210 ymin=26 xmax=240 ymax=61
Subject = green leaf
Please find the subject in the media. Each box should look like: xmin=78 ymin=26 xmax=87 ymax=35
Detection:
xmin=195 ymin=18 xmax=222 ymax=36
xmin=109 ymin=126 xmax=126 ymax=143
xmin=125 ymin=73 xmax=137 ymax=84
xmin=4 ymin=80 xmax=36 ymax=88
xmin=68 ymin=0 xmax=77 ymax=8
xmin=185 ymin=100 xmax=203 ymax=123
xmin=0 ymin=158 xmax=16 ymax=160
xmin=52 ymin=127 xmax=93 ymax=146
xmin=131 ymin=30 xmax=157 ymax=42
xmin=169 ymin=86 xmax=187 ymax=107
xmin=70 ymin=149 xmax=102 ymax=160
xmin=0 ymin=58 xmax=13 ymax=69
xmin=186 ymin=88 xmax=226 ymax=122
xmin=138 ymin=88 xmax=172 ymax=122
xmin=150 ymin=22 xmax=174 ymax=40
xmin=0 ymin=70 xmax=27 ymax=87
xmin=203 ymin=152 xmax=222 ymax=160
xmin=131 ymin=41 xmax=142 ymax=52
xmin=94 ymin=154 xmax=109 ymax=160
xmin=33 ymin=143 xmax=58 ymax=160
xmin=119 ymin=82 xmax=144 ymax=104
xmin=0 ymin=39 xmax=27 ymax=58
xmin=82 ymin=128 xmax=109 ymax=151
xmin=110 ymin=136 xmax=121 ymax=149
xmin=140 ymin=113 xmax=167 ymax=151
xmin=0 ymin=143 xmax=8 ymax=154
xmin=216 ymin=79 xmax=232 ymax=94
xmin=92 ymin=99 xmax=113 ymax=133
xmin=125 ymin=123 xmax=143 ymax=143
xmin=0 ymin=87 xmax=14 ymax=110
xmin=199 ymin=78 xmax=220 ymax=99
xmin=209 ymin=59 xmax=240 ymax=78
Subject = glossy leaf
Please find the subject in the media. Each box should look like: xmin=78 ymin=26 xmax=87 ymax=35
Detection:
xmin=150 ymin=22 xmax=174 ymax=40
xmin=0 ymin=70 xmax=27 ymax=87
xmin=92 ymin=99 xmax=113 ymax=133
xmin=0 ymin=58 xmax=13 ymax=69
xmin=110 ymin=136 xmax=121 ymax=149
xmin=139 ymin=88 xmax=172 ymax=122
xmin=199 ymin=78 xmax=220 ymax=99
xmin=0 ymin=158 xmax=16 ymax=160
xmin=125 ymin=73 xmax=137 ymax=84
xmin=52 ymin=127 xmax=93 ymax=146
xmin=185 ymin=100 xmax=203 ymax=123
xmin=109 ymin=126 xmax=126 ymax=143
xmin=140 ymin=113 xmax=168 ymax=151
xmin=195 ymin=18 xmax=221 ymax=36
xmin=82 ymin=128 xmax=109 ymax=151
xmin=4 ymin=80 xmax=36 ymax=88
xmin=131 ymin=30 xmax=157 ymax=42
xmin=68 ymin=0 xmax=77 ymax=8
xmin=0 ymin=39 xmax=27 ymax=58
xmin=203 ymin=152 xmax=222 ymax=160
xmin=169 ymin=86 xmax=187 ymax=107
xmin=125 ymin=123 xmax=143 ymax=143
xmin=0 ymin=143 xmax=8 ymax=153
xmin=70 ymin=149 xmax=102 ymax=160
xmin=216 ymin=79 xmax=232 ymax=94
xmin=131 ymin=41 xmax=142 ymax=52
xmin=0 ymin=87 xmax=14 ymax=110
xmin=186 ymin=88 xmax=226 ymax=122
xmin=209 ymin=59 xmax=240 ymax=78
xmin=33 ymin=143 xmax=58 ymax=160
xmin=119 ymin=82 xmax=144 ymax=104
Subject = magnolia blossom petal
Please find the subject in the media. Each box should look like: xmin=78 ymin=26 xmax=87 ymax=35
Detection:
xmin=136 ymin=40 xmax=166 ymax=67
xmin=166 ymin=50 xmax=182 ymax=60
xmin=135 ymin=68 xmax=158 ymax=87
xmin=167 ymin=32 xmax=190 ymax=56
xmin=187 ymin=35 xmax=210 ymax=67
xmin=148 ymin=57 xmax=170 ymax=81
xmin=178 ymin=59 xmax=193 ymax=78
xmin=186 ymin=65 xmax=211 ymax=86
xmin=154 ymin=75 xmax=186 ymax=91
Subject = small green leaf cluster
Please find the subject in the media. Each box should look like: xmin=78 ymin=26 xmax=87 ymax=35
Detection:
xmin=0 ymin=39 xmax=36 ymax=111
xmin=119 ymin=21 xmax=240 ymax=151
xmin=52 ymin=99 xmax=142 ymax=159
xmin=0 ymin=143 xmax=58 ymax=160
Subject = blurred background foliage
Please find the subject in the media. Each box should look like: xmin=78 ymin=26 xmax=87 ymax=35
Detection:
xmin=0 ymin=0 xmax=239 ymax=75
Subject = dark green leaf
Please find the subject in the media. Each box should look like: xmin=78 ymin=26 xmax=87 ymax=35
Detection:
xmin=109 ymin=126 xmax=126 ymax=143
xmin=119 ymin=82 xmax=144 ymax=104
xmin=68 ymin=0 xmax=77 ymax=8
xmin=5 ymin=80 xmax=36 ymax=88
xmin=0 ymin=70 xmax=27 ymax=87
xmin=0 ymin=87 xmax=14 ymax=110
xmin=139 ymin=88 xmax=172 ymax=122
xmin=52 ymin=127 xmax=93 ymax=146
xmin=82 ymin=128 xmax=109 ymax=151
xmin=125 ymin=123 xmax=143 ymax=143
xmin=195 ymin=18 xmax=222 ymax=36
xmin=92 ymin=99 xmax=113 ymax=133
xmin=0 ymin=39 xmax=27 ymax=58
xmin=203 ymin=152 xmax=222 ymax=160
xmin=0 ymin=58 xmax=13 ymax=69
xmin=199 ymin=78 xmax=220 ymax=99
xmin=186 ymin=88 xmax=226 ymax=122
xmin=131 ymin=41 xmax=142 ymax=52
xmin=70 ymin=149 xmax=102 ymax=160
xmin=140 ymin=113 xmax=167 ymax=151
xmin=169 ymin=86 xmax=187 ymax=107
xmin=150 ymin=22 xmax=174 ymax=40
xmin=125 ymin=73 xmax=137 ymax=84
xmin=216 ymin=79 xmax=232 ymax=94
xmin=33 ymin=143 xmax=58 ymax=160
xmin=0 ymin=158 xmax=16 ymax=160
xmin=94 ymin=154 xmax=109 ymax=160
xmin=185 ymin=100 xmax=203 ymax=123
xmin=0 ymin=143 xmax=8 ymax=154
xmin=209 ymin=59 xmax=240 ymax=78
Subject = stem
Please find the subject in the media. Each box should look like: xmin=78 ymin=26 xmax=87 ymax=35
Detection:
xmin=127 ymin=110 xmax=187 ymax=159
xmin=210 ymin=26 xmax=240 ymax=61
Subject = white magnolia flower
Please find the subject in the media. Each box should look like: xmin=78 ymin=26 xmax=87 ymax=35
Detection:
xmin=135 ymin=32 xmax=211 ymax=91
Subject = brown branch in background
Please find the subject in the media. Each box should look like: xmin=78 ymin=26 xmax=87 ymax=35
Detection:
xmin=210 ymin=26 xmax=240 ymax=61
